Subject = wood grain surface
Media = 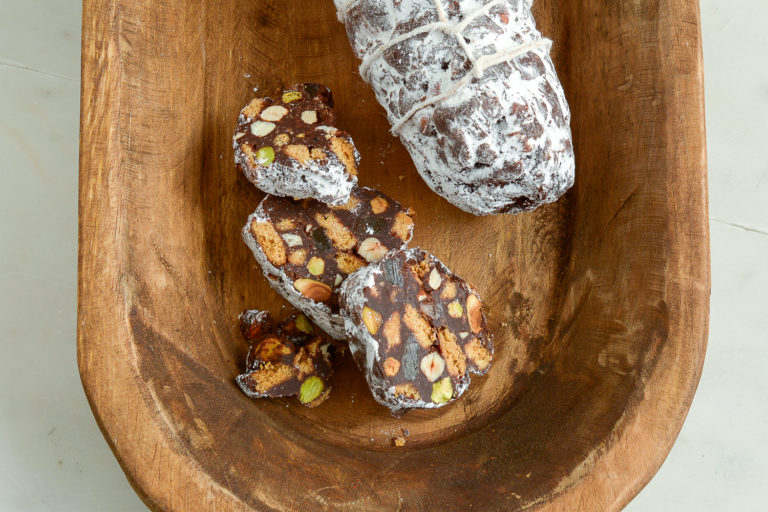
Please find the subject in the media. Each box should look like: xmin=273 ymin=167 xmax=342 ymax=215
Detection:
xmin=78 ymin=0 xmax=709 ymax=510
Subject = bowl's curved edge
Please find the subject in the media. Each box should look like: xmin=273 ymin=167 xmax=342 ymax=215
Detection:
xmin=76 ymin=3 xmax=256 ymax=510
xmin=77 ymin=0 xmax=709 ymax=511
xmin=528 ymin=0 xmax=710 ymax=508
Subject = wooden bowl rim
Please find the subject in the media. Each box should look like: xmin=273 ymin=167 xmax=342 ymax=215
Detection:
xmin=77 ymin=0 xmax=710 ymax=510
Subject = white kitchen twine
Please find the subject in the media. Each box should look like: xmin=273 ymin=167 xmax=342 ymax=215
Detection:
xmin=337 ymin=0 xmax=550 ymax=135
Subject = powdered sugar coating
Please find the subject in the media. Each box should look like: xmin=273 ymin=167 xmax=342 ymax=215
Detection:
xmin=336 ymin=0 xmax=574 ymax=215
xmin=243 ymin=208 xmax=348 ymax=339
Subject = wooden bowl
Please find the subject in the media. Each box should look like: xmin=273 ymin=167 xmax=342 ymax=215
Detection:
xmin=78 ymin=0 xmax=709 ymax=510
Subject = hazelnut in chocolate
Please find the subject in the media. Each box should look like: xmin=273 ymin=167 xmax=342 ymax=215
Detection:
xmin=340 ymin=248 xmax=493 ymax=414
xmin=233 ymin=83 xmax=360 ymax=205
xmin=236 ymin=311 xmax=335 ymax=408
xmin=242 ymin=187 xmax=415 ymax=339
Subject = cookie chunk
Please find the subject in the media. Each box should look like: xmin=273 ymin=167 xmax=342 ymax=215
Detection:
xmin=233 ymin=83 xmax=360 ymax=205
xmin=236 ymin=311 xmax=335 ymax=407
xmin=242 ymin=187 xmax=415 ymax=339
xmin=340 ymin=248 xmax=493 ymax=414
xmin=335 ymin=0 xmax=574 ymax=215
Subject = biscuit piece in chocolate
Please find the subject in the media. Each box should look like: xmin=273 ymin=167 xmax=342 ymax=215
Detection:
xmin=236 ymin=311 xmax=335 ymax=407
xmin=242 ymin=187 xmax=415 ymax=339
xmin=233 ymin=83 xmax=360 ymax=205
xmin=340 ymin=248 xmax=493 ymax=414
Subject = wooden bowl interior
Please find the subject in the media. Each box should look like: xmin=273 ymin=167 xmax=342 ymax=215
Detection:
xmin=85 ymin=0 xmax=706 ymax=509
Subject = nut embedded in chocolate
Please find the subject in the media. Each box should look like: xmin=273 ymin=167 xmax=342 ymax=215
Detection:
xmin=242 ymin=187 xmax=416 ymax=339
xmin=340 ymin=248 xmax=494 ymax=414
xmin=233 ymin=82 xmax=360 ymax=205
xmin=236 ymin=311 xmax=335 ymax=408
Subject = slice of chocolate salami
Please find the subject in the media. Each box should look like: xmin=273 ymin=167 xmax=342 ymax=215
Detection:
xmin=236 ymin=311 xmax=336 ymax=407
xmin=233 ymin=83 xmax=360 ymax=205
xmin=242 ymin=187 xmax=415 ymax=339
xmin=340 ymin=248 xmax=493 ymax=414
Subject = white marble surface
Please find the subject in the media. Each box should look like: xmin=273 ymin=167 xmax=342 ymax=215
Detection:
xmin=0 ymin=1 xmax=765 ymax=510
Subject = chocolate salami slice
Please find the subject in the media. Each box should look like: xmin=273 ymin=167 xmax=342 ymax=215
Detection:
xmin=236 ymin=311 xmax=336 ymax=407
xmin=335 ymin=0 xmax=574 ymax=215
xmin=340 ymin=248 xmax=493 ymax=414
xmin=233 ymin=82 xmax=360 ymax=205
xmin=242 ymin=187 xmax=415 ymax=339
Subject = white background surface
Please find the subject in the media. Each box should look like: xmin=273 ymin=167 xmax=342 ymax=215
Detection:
xmin=0 ymin=1 xmax=765 ymax=510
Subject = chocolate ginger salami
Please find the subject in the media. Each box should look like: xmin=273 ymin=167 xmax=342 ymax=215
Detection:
xmin=242 ymin=187 xmax=415 ymax=339
xmin=335 ymin=0 xmax=574 ymax=215
xmin=236 ymin=311 xmax=337 ymax=407
xmin=234 ymin=83 xmax=359 ymax=206
xmin=340 ymin=249 xmax=493 ymax=414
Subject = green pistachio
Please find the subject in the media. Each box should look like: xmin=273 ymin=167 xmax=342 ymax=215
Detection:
xmin=431 ymin=377 xmax=453 ymax=404
xmin=295 ymin=314 xmax=314 ymax=335
xmin=256 ymin=146 xmax=275 ymax=166
xmin=282 ymin=91 xmax=302 ymax=103
xmin=448 ymin=301 xmax=464 ymax=318
xmin=299 ymin=376 xmax=325 ymax=404
xmin=307 ymin=256 xmax=325 ymax=276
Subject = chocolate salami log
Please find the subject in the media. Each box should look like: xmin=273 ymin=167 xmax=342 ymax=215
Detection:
xmin=234 ymin=83 xmax=359 ymax=205
xmin=236 ymin=311 xmax=336 ymax=407
xmin=335 ymin=0 xmax=574 ymax=215
xmin=242 ymin=187 xmax=415 ymax=339
xmin=340 ymin=248 xmax=493 ymax=414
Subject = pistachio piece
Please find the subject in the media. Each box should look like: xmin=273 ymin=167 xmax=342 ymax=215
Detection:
xmin=299 ymin=376 xmax=324 ymax=404
xmin=301 ymin=110 xmax=318 ymax=124
xmin=260 ymin=105 xmax=289 ymax=121
xmin=383 ymin=357 xmax=401 ymax=377
xmin=420 ymin=352 xmax=446 ymax=382
xmin=358 ymin=237 xmax=388 ymax=263
xmin=448 ymin=301 xmax=464 ymax=318
xmin=294 ymin=278 xmax=332 ymax=302
xmin=256 ymin=147 xmax=275 ymax=166
xmin=307 ymin=256 xmax=325 ymax=276
xmin=295 ymin=314 xmax=314 ymax=335
xmin=431 ymin=377 xmax=453 ymax=404
xmin=282 ymin=91 xmax=302 ymax=103
xmin=281 ymin=233 xmax=302 ymax=247
xmin=234 ymin=132 xmax=246 ymax=140
xmin=250 ymin=121 xmax=276 ymax=137
xmin=467 ymin=294 xmax=482 ymax=333
xmin=362 ymin=306 xmax=383 ymax=335
xmin=459 ymin=332 xmax=469 ymax=340
xmin=334 ymin=273 xmax=343 ymax=286
xmin=428 ymin=268 xmax=442 ymax=290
